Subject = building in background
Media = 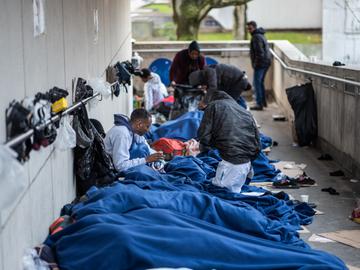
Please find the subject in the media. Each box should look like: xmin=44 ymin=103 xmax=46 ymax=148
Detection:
xmin=323 ymin=0 xmax=360 ymax=65
xmin=210 ymin=0 xmax=322 ymax=31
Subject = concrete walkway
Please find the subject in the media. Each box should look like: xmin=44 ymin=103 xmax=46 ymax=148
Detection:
xmin=252 ymin=103 xmax=360 ymax=268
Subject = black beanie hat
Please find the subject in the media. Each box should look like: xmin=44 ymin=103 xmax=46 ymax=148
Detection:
xmin=188 ymin=41 xmax=200 ymax=53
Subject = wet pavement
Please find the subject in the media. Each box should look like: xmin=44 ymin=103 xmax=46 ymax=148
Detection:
xmin=252 ymin=103 xmax=360 ymax=268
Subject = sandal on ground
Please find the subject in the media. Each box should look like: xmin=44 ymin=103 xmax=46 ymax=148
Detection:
xmin=321 ymin=187 xmax=340 ymax=195
xmin=273 ymin=179 xmax=299 ymax=189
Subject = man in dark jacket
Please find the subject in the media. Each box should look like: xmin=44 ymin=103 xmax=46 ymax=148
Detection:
xmin=247 ymin=21 xmax=271 ymax=110
xmin=198 ymin=91 xmax=260 ymax=193
xmin=169 ymin=40 xmax=206 ymax=85
xmin=188 ymin=63 xmax=251 ymax=107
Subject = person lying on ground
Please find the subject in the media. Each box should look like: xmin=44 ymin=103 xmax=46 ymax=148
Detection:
xmin=198 ymin=91 xmax=260 ymax=193
xmin=169 ymin=40 xmax=206 ymax=85
xmin=139 ymin=68 xmax=168 ymax=111
xmin=188 ymin=63 xmax=252 ymax=107
xmin=105 ymin=109 xmax=164 ymax=172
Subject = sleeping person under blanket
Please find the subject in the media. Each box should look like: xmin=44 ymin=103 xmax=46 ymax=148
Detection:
xmin=104 ymin=109 xmax=164 ymax=172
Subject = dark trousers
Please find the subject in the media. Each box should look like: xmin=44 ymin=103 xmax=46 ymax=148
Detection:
xmin=253 ymin=67 xmax=269 ymax=106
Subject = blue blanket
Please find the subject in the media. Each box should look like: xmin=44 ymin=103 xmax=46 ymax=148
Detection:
xmin=146 ymin=111 xmax=204 ymax=142
xmin=147 ymin=111 xmax=282 ymax=182
xmin=125 ymin=156 xmax=313 ymax=228
xmin=46 ymin=175 xmax=345 ymax=270
xmin=45 ymin=113 xmax=346 ymax=269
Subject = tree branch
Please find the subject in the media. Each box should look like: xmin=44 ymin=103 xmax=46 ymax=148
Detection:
xmin=212 ymin=0 xmax=251 ymax=8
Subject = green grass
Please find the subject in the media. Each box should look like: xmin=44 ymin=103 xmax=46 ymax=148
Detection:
xmin=143 ymin=4 xmax=172 ymax=15
xmin=199 ymin=31 xmax=321 ymax=44
xmin=266 ymin=31 xmax=322 ymax=44
xmin=198 ymin=32 xmax=234 ymax=41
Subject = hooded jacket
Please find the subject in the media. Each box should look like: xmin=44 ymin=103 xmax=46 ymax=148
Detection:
xmin=198 ymin=91 xmax=260 ymax=164
xmin=144 ymin=72 xmax=167 ymax=111
xmin=250 ymin=28 xmax=271 ymax=69
xmin=169 ymin=41 xmax=206 ymax=84
xmin=188 ymin=64 xmax=250 ymax=103
xmin=104 ymin=114 xmax=152 ymax=172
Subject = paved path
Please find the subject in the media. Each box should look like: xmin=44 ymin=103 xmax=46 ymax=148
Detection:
xmin=252 ymin=103 xmax=360 ymax=268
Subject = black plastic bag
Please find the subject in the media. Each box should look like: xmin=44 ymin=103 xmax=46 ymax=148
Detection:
xmin=73 ymin=105 xmax=117 ymax=196
xmin=286 ymin=82 xmax=318 ymax=146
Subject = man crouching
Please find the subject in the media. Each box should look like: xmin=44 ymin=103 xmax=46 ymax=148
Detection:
xmin=198 ymin=91 xmax=260 ymax=192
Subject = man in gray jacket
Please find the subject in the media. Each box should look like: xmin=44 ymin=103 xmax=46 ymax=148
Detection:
xmin=188 ymin=63 xmax=251 ymax=106
xmin=198 ymin=91 xmax=260 ymax=192
xmin=104 ymin=109 xmax=163 ymax=172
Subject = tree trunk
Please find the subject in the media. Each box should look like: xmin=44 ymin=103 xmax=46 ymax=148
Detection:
xmin=175 ymin=17 xmax=200 ymax=40
xmin=233 ymin=4 xmax=247 ymax=40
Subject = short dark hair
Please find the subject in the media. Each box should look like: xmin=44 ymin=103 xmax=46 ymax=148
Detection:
xmin=130 ymin=109 xmax=151 ymax=122
xmin=140 ymin=68 xmax=151 ymax=79
xmin=246 ymin=21 xmax=257 ymax=28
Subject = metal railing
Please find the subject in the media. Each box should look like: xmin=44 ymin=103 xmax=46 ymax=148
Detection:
xmin=135 ymin=46 xmax=360 ymax=87
xmin=3 ymin=46 xmax=360 ymax=149
xmin=269 ymin=48 xmax=360 ymax=87
xmin=4 ymin=93 xmax=101 ymax=148
xmin=135 ymin=48 xmax=250 ymax=53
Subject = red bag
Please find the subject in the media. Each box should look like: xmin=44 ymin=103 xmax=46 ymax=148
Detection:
xmin=151 ymin=138 xmax=186 ymax=160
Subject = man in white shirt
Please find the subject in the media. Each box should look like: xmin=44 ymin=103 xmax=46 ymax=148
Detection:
xmin=140 ymin=68 xmax=168 ymax=111
xmin=104 ymin=109 xmax=164 ymax=172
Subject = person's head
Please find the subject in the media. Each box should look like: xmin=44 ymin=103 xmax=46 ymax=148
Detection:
xmin=139 ymin=68 xmax=152 ymax=83
xmin=246 ymin=21 xmax=257 ymax=34
xmin=188 ymin=40 xmax=201 ymax=60
xmin=188 ymin=69 xmax=207 ymax=88
xmin=129 ymin=109 xmax=152 ymax=136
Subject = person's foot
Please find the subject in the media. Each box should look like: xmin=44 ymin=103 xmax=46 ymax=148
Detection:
xmin=250 ymin=105 xmax=263 ymax=111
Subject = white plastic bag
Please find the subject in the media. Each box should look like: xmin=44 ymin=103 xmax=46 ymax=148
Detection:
xmin=0 ymin=145 xmax=27 ymax=210
xmin=54 ymin=115 xmax=76 ymax=151
xmin=88 ymin=77 xmax=112 ymax=98
xmin=23 ymin=249 xmax=49 ymax=270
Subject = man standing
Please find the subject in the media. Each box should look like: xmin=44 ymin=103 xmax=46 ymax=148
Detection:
xmin=247 ymin=21 xmax=271 ymax=110
xmin=104 ymin=109 xmax=164 ymax=172
xmin=169 ymin=40 xmax=206 ymax=85
xmin=198 ymin=91 xmax=260 ymax=193
xmin=139 ymin=68 xmax=168 ymax=111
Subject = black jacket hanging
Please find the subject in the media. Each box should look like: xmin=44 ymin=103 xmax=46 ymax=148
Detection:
xmin=73 ymin=105 xmax=117 ymax=196
xmin=286 ymin=82 xmax=318 ymax=146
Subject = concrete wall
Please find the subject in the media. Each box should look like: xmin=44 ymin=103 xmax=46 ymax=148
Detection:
xmin=271 ymin=41 xmax=360 ymax=178
xmin=0 ymin=1 xmax=132 ymax=269
xmin=323 ymin=0 xmax=360 ymax=65
xmin=210 ymin=0 xmax=322 ymax=31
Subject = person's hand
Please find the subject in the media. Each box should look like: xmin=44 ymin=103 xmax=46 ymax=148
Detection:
xmin=146 ymin=152 xmax=164 ymax=163
xmin=198 ymin=100 xmax=207 ymax=110
xmin=170 ymin=81 xmax=176 ymax=86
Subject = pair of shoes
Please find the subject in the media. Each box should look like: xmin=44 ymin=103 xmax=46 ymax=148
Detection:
xmin=318 ymin=154 xmax=333 ymax=161
xmin=250 ymin=105 xmax=263 ymax=111
xmin=273 ymin=179 xmax=299 ymax=189
xmin=329 ymin=170 xmax=344 ymax=176
xmin=296 ymin=173 xmax=316 ymax=186
xmin=321 ymin=187 xmax=340 ymax=195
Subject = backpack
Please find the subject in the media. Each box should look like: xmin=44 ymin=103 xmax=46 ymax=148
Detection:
xmin=151 ymin=138 xmax=186 ymax=160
